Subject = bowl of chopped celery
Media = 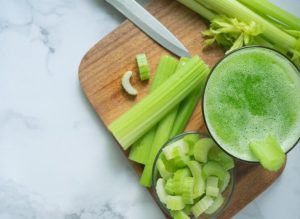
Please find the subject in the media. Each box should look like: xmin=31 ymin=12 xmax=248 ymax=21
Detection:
xmin=152 ymin=132 xmax=235 ymax=219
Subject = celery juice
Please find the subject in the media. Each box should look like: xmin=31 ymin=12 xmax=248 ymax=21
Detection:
xmin=203 ymin=47 xmax=300 ymax=161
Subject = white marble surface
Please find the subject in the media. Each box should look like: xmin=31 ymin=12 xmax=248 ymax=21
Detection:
xmin=0 ymin=0 xmax=299 ymax=218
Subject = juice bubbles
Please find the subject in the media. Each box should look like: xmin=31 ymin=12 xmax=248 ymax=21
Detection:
xmin=203 ymin=47 xmax=300 ymax=161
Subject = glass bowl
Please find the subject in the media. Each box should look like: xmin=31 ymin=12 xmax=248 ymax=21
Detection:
xmin=151 ymin=132 xmax=235 ymax=219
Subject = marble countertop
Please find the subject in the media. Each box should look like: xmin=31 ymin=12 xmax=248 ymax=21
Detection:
xmin=0 ymin=0 xmax=299 ymax=218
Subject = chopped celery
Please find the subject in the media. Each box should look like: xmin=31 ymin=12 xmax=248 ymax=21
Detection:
xmin=205 ymin=194 xmax=224 ymax=214
xmin=219 ymin=171 xmax=230 ymax=192
xmin=183 ymin=204 xmax=193 ymax=215
xmin=165 ymin=178 xmax=176 ymax=195
xmin=170 ymin=210 xmax=190 ymax=219
xmin=249 ymin=135 xmax=286 ymax=171
xmin=193 ymin=138 xmax=216 ymax=163
xmin=173 ymin=168 xmax=192 ymax=195
xmin=136 ymin=54 xmax=150 ymax=81
xmin=182 ymin=177 xmax=195 ymax=204
xmin=166 ymin=196 xmax=185 ymax=211
xmin=109 ymin=56 xmax=209 ymax=149
xmin=121 ymin=71 xmax=138 ymax=96
xmin=191 ymin=196 xmax=214 ymax=217
xmin=168 ymin=154 xmax=191 ymax=169
xmin=186 ymin=161 xmax=205 ymax=199
xmin=156 ymin=178 xmax=167 ymax=204
xmin=203 ymin=161 xmax=230 ymax=192
xmin=202 ymin=161 xmax=227 ymax=179
xmin=206 ymin=176 xmax=219 ymax=197
xmin=163 ymin=139 xmax=189 ymax=160
xmin=129 ymin=56 xmax=179 ymax=163
xmin=208 ymin=146 xmax=235 ymax=170
xmin=183 ymin=134 xmax=200 ymax=154
xmin=157 ymin=158 xmax=173 ymax=179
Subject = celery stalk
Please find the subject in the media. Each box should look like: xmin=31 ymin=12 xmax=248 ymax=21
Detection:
xmin=237 ymin=0 xmax=300 ymax=30
xmin=109 ymin=56 xmax=209 ymax=149
xmin=129 ymin=56 xmax=179 ymax=163
xmin=171 ymin=81 xmax=206 ymax=136
xmin=195 ymin=0 xmax=297 ymax=49
xmin=139 ymin=58 xmax=193 ymax=186
xmin=177 ymin=0 xmax=216 ymax=20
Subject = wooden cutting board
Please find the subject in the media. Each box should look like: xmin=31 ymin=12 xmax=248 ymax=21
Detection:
xmin=78 ymin=0 xmax=285 ymax=218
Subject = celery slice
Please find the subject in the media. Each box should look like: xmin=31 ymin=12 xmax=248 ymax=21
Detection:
xmin=182 ymin=177 xmax=195 ymax=204
xmin=166 ymin=196 xmax=185 ymax=211
xmin=191 ymin=196 xmax=214 ymax=217
xmin=129 ymin=56 xmax=179 ymax=163
xmin=203 ymin=161 xmax=230 ymax=192
xmin=136 ymin=54 xmax=150 ymax=81
xmin=156 ymin=178 xmax=167 ymax=204
xmin=173 ymin=168 xmax=192 ymax=194
xmin=169 ymin=154 xmax=191 ymax=169
xmin=249 ymin=135 xmax=286 ymax=171
xmin=183 ymin=204 xmax=193 ymax=215
xmin=219 ymin=171 xmax=230 ymax=192
xmin=206 ymin=176 xmax=220 ymax=197
xmin=193 ymin=138 xmax=216 ymax=163
xmin=165 ymin=178 xmax=176 ymax=195
xmin=157 ymin=158 xmax=173 ymax=180
xmin=163 ymin=139 xmax=190 ymax=160
xmin=208 ymin=146 xmax=235 ymax=170
xmin=183 ymin=134 xmax=200 ymax=155
xmin=109 ymin=56 xmax=209 ymax=149
xmin=121 ymin=71 xmax=138 ymax=96
xmin=202 ymin=161 xmax=227 ymax=179
xmin=186 ymin=161 xmax=205 ymax=199
xmin=204 ymin=194 xmax=224 ymax=214
xmin=170 ymin=210 xmax=190 ymax=219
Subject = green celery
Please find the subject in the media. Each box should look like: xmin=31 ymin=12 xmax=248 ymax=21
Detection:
xmin=166 ymin=196 xmax=186 ymax=211
xmin=129 ymin=56 xmax=179 ymax=164
xmin=249 ymin=135 xmax=286 ymax=171
xmin=109 ymin=56 xmax=209 ymax=149
xmin=191 ymin=196 xmax=214 ymax=217
xmin=237 ymin=0 xmax=300 ymax=30
xmin=136 ymin=54 xmax=150 ymax=81
xmin=156 ymin=178 xmax=168 ymax=204
xmin=204 ymin=194 xmax=224 ymax=215
xmin=139 ymin=58 xmax=195 ymax=187
xmin=177 ymin=0 xmax=216 ymax=20
xmin=195 ymin=0 xmax=297 ymax=49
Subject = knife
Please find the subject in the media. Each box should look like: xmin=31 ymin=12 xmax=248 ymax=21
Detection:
xmin=105 ymin=0 xmax=190 ymax=57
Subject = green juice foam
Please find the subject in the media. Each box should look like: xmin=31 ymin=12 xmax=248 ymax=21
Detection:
xmin=203 ymin=47 xmax=300 ymax=161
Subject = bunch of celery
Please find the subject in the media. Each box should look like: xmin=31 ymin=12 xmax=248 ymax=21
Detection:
xmin=178 ymin=0 xmax=300 ymax=66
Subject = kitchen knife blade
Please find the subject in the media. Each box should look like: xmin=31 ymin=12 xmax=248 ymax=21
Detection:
xmin=105 ymin=0 xmax=190 ymax=57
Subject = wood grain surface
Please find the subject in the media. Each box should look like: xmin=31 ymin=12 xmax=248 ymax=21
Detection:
xmin=78 ymin=0 xmax=285 ymax=218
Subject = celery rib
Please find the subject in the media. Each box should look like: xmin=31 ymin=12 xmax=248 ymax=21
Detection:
xmin=129 ymin=56 xmax=179 ymax=163
xmin=237 ymin=0 xmax=300 ymax=30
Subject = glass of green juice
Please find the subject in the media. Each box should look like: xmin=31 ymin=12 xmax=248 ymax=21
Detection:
xmin=203 ymin=46 xmax=300 ymax=162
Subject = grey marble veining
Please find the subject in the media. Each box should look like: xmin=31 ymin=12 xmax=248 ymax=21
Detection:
xmin=0 ymin=0 xmax=299 ymax=219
